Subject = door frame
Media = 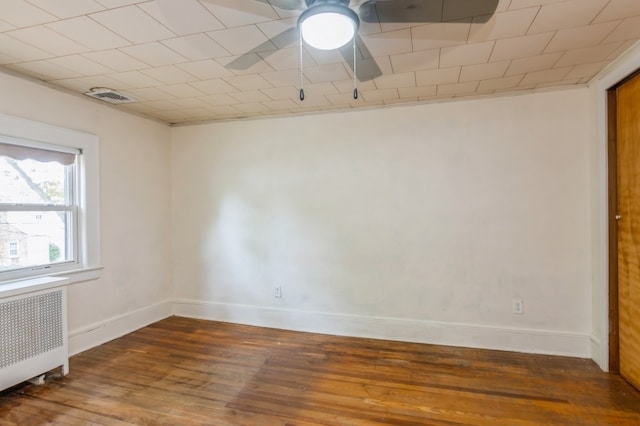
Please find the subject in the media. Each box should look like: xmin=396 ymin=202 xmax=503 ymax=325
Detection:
xmin=606 ymin=68 xmax=640 ymax=373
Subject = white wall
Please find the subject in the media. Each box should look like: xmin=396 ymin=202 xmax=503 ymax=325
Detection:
xmin=0 ymin=72 xmax=173 ymax=354
xmin=171 ymin=88 xmax=595 ymax=357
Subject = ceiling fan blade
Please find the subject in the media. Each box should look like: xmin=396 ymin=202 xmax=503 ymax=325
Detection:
xmin=340 ymin=35 xmax=383 ymax=82
xmin=359 ymin=0 xmax=499 ymax=24
xmin=226 ymin=27 xmax=299 ymax=70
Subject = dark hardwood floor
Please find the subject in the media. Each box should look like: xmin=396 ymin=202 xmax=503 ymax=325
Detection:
xmin=1 ymin=316 xmax=639 ymax=425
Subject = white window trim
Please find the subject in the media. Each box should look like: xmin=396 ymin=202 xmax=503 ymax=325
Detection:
xmin=0 ymin=113 xmax=101 ymax=285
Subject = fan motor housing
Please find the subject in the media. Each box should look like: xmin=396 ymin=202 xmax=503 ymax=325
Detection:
xmin=305 ymin=0 xmax=351 ymax=7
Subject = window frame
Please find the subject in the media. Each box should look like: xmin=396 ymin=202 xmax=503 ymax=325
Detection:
xmin=0 ymin=113 xmax=100 ymax=284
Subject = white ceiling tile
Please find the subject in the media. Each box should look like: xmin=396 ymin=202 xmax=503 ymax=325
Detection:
xmin=260 ymin=69 xmax=304 ymax=87
xmin=108 ymin=71 xmax=162 ymax=89
xmin=554 ymin=42 xmax=625 ymax=67
xmin=125 ymin=87 xmax=173 ymax=101
xmin=223 ymin=74 xmax=273 ymax=90
xmin=2 ymin=0 xmax=57 ymax=27
xmin=544 ymin=21 xmax=620 ymax=53
xmin=602 ymin=16 xmax=640 ymax=44
xmin=594 ymin=0 xmax=640 ymax=23
xmin=261 ymin=86 xmax=297 ymax=100
xmin=508 ymin=0 xmax=566 ymax=9
xmin=141 ymin=65 xmax=198 ymax=84
xmin=505 ymin=52 xmax=563 ymax=76
xmin=390 ymin=49 xmax=439 ymax=73
xmin=189 ymin=78 xmax=238 ymax=95
xmin=411 ymin=22 xmax=471 ymax=51
xmin=262 ymin=99 xmax=298 ymax=111
xmin=208 ymin=105 xmax=243 ymax=116
xmin=0 ymin=52 xmax=20 ymax=65
xmin=437 ymin=81 xmax=479 ymax=96
xmin=0 ymin=19 xmax=16 ymax=32
xmin=95 ymin=0 xmax=142 ymax=7
xmin=528 ymin=0 xmax=609 ymax=34
xmin=82 ymin=49 xmax=148 ymax=72
xmin=215 ymin=54 xmax=275 ymax=75
xmin=47 ymin=16 xmax=131 ymax=50
xmin=6 ymin=60 xmax=80 ymax=80
xmin=207 ymin=26 xmax=277 ymax=56
xmin=26 ymin=0 xmax=105 ymax=19
xmin=520 ymin=67 xmax=572 ymax=85
xmin=361 ymin=88 xmax=399 ymax=103
xmin=301 ymin=82 xmax=339 ymax=96
xmin=460 ymin=61 xmax=510 ymax=82
xmin=90 ymin=6 xmax=176 ymax=44
xmin=398 ymin=85 xmax=437 ymax=98
xmin=477 ymin=75 xmax=524 ymax=91
xmin=360 ymin=29 xmax=413 ymax=57
xmin=228 ymin=90 xmax=272 ymax=103
xmin=440 ymin=41 xmax=494 ymax=67
xmin=120 ymin=42 xmax=187 ymax=67
xmin=169 ymin=97 xmax=210 ymax=108
xmin=416 ymin=67 xmax=461 ymax=85
xmin=469 ymin=7 xmax=538 ymax=42
xmin=140 ymin=99 xmax=184 ymax=111
xmin=305 ymin=46 xmax=345 ymax=66
xmin=176 ymin=59 xmax=234 ymax=79
xmin=374 ymin=72 xmax=416 ymax=89
xmin=301 ymin=63 xmax=351 ymax=84
xmin=564 ymin=61 xmax=610 ymax=80
xmin=158 ymin=83 xmax=205 ymax=98
xmin=256 ymin=18 xmax=299 ymax=49
xmin=140 ymin=0 xmax=224 ymax=36
xmin=234 ymin=102 xmax=274 ymax=114
xmin=201 ymin=0 xmax=279 ymax=28
xmin=332 ymin=79 xmax=377 ymax=93
xmin=52 ymin=74 xmax=126 ymax=92
xmin=260 ymin=47 xmax=313 ymax=71
xmin=200 ymin=93 xmax=240 ymax=107
xmin=326 ymin=92 xmax=359 ymax=106
xmin=490 ymin=32 xmax=555 ymax=61
xmin=7 ymin=26 xmax=89 ymax=56
xmin=0 ymin=33 xmax=53 ymax=61
xmin=48 ymin=54 xmax=114 ymax=76
xmin=162 ymin=34 xmax=230 ymax=61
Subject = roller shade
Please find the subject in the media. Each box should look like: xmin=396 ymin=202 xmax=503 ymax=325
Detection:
xmin=0 ymin=142 xmax=76 ymax=166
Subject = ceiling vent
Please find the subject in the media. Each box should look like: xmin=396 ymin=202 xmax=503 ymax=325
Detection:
xmin=84 ymin=87 xmax=137 ymax=104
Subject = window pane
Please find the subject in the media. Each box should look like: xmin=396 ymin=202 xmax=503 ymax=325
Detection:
xmin=0 ymin=155 xmax=72 ymax=205
xmin=0 ymin=210 xmax=73 ymax=271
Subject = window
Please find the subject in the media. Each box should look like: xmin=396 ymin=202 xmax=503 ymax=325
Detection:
xmin=8 ymin=241 xmax=18 ymax=257
xmin=0 ymin=112 xmax=100 ymax=283
xmin=0 ymin=141 xmax=79 ymax=273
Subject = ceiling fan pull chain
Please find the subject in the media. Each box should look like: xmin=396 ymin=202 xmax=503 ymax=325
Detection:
xmin=353 ymin=37 xmax=358 ymax=100
xmin=299 ymin=31 xmax=305 ymax=101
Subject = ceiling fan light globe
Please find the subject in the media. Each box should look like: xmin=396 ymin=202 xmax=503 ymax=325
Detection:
xmin=299 ymin=11 xmax=358 ymax=50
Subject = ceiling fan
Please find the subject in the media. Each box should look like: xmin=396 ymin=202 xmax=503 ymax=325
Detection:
xmin=160 ymin=0 xmax=499 ymax=97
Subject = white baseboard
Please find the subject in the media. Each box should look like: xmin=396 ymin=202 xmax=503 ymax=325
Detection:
xmin=173 ymin=299 xmax=592 ymax=359
xmin=68 ymin=300 xmax=173 ymax=356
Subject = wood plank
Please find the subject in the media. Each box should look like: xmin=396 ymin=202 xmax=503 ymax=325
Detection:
xmin=617 ymin=71 xmax=640 ymax=390
xmin=1 ymin=317 xmax=639 ymax=425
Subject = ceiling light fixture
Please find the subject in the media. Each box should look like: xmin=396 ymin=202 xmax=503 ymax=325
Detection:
xmin=298 ymin=1 xmax=360 ymax=51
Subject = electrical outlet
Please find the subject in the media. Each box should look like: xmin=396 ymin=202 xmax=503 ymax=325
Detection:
xmin=274 ymin=286 xmax=282 ymax=299
xmin=512 ymin=299 xmax=524 ymax=314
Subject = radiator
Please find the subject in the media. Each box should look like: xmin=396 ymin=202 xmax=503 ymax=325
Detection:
xmin=0 ymin=286 xmax=69 ymax=391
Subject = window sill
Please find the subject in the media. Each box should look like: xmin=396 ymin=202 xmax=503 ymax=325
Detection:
xmin=53 ymin=266 xmax=103 ymax=285
xmin=0 ymin=275 xmax=70 ymax=299
xmin=0 ymin=266 xmax=102 ymax=296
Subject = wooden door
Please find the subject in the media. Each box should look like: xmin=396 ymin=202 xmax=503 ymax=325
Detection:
xmin=616 ymin=72 xmax=640 ymax=390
